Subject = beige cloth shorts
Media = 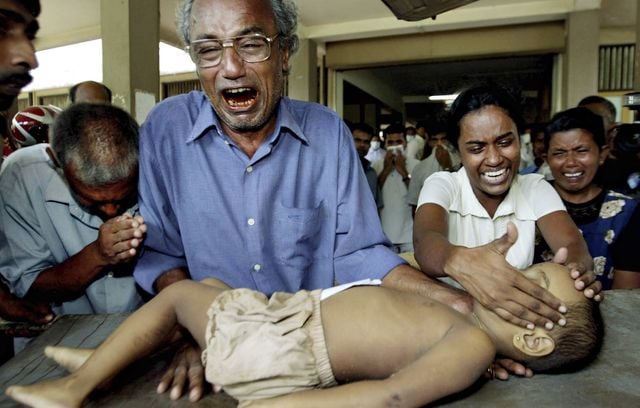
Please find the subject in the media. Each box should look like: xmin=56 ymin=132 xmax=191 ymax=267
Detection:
xmin=201 ymin=288 xmax=337 ymax=402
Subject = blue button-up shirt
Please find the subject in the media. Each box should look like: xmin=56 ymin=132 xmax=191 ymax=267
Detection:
xmin=134 ymin=92 xmax=404 ymax=295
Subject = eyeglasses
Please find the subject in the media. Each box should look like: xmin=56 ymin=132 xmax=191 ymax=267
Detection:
xmin=187 ymin=33 xmax=279 ymax=68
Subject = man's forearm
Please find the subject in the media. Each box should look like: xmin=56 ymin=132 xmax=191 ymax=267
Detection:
xmin=378 ymin=167 xmax=392 ymax=187
xmin=382 ymin=264 xmax=437 ymax=295
xmin=382 ymin=264 xmax=472 ymax=314
xmin=26 ymin=241 xmax=109 ymax=303
xmin=153 ymin=268 xmax=190 ymax=293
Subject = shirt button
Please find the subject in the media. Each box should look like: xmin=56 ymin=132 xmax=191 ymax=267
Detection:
xmin=253 ymin=264 xmax=261 ymax=272
xmin=247 ymin=218 xmax=255 ymax=226
xmin=247 ymin=166 xmax=253 ymax=173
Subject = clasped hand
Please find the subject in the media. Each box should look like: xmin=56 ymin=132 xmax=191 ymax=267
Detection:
xmin=96 ymin=213 xmax=147 ymax=265
xmin=434 ymin=145 xmax=453 ymax=169
xmin=383 ymin=150 xmax=408 ymax=177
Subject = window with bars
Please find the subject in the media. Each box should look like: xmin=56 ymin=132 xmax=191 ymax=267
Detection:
xmin=38 ymin=94 xmax=69 ymax=109
xmin=17 ymin=98 xmax=30 ymax=111
xmin=599 ymin=44 xmax=635 ymax=91
xmin=163 ymin=79 xmax=201 ymax=98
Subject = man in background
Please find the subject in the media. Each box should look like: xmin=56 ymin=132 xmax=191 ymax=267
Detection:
xmin=69 ymin=81 xmax=112 ymax=104
xmin=408 ymin=115 xmax=461 ymax=214
xmin=406 ymin=120 xmax=426 ymax=160
xmin=519 ymin=122 xmax=552 ymax=179
xmin=373 ymin=123 xmax=418 ymax=252
xmin=365 ymin=131 xmax=386 ymax=163
xmin=351 ymin=122 xmax=382 ymax=208
xmin=0 ymin=0 xmax=56 ymax=344
xmin=578 ymin=95 xmax=617 ymax=140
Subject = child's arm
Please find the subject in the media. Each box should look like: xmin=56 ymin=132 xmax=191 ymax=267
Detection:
xmin=244 ymin=324 xmax=495 ymax=408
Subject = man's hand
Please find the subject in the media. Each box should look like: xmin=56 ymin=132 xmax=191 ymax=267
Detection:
xmin=96 ymin=214 xmax=147 ymax=265
xmin=427 ymin=280 xmax=473 ymax=316
xmin=490 ymin=358 xmax=534 ymax=381
xmin=434 ymin=145 xmax=453 ymax=169
xmin=382 ymin=264 xmax=474 ymax=315
xmin=382 ymin=150 xmax=395 ymax=171
xmin=0 ymin=287 xmax=54 ymax=337
xmin=446 ymin=223 xmax=566 ymax=330
xmin=157 ymin=341 xmax=208 ymax=402
xmin=393 ymin=153 xmax=409 ymax=178
xmin=552 ymin=247 xmax=603 ymax=302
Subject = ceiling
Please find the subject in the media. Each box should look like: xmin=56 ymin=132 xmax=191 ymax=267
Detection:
xmin=32 ymin=0 xmax=637 ymax=113
xmin=346 ymin=54 xmax=555 ymax=99
xmin=35 ymin=0 xmax=636 ymax=50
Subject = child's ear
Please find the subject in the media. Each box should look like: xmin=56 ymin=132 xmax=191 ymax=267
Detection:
xmin=513 ymin=330 xmax=555 ymax=357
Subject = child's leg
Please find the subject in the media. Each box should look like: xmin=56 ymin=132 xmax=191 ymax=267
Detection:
xmin=5 ymin=280 xmax=226 ymax=408
xmin=44 ymin=346 xmax=93 ymax=372
xmin=44 ymin=298 xmax=204 ymax=374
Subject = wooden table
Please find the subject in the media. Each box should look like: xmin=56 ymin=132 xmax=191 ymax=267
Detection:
xmin=0 ymin=314 xmax=235 ymax=407
xmin=0 ymin=290 xmax=639 ymax=407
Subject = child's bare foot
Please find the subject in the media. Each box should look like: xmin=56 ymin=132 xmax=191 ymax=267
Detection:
xmin=44 ymin=346 xmax=93 ymax=372
xmin=6 ymin=377 xmax=84 ymax=408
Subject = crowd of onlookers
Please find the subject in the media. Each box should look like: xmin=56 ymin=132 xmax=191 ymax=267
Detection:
xmin=349 ymin=91 xmax=639 ymax=291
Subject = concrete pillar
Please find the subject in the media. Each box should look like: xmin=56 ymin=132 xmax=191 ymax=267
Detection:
xmin=327 ymin=69 xmax=343 ymax=116
xmin=287 ymin=39 xmax=318 ymax=102
xmin=563 ymin=9 xmax=599 ymax=108
xmin=100 ymin=0 xmax=159 ymax=121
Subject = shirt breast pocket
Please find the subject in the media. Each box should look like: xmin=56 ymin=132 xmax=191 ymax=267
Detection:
xmin=272 ymin=202 xmax=323 ymax=270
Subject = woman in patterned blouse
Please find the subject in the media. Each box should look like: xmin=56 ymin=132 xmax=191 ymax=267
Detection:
xmin=539 ymin=107 xmax=640 ymax=289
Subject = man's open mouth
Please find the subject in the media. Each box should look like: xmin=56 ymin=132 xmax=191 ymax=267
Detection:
xmin=223 ymin=87 xmax=257 ymax=109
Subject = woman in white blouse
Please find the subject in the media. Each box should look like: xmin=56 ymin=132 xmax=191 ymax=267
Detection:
xmin=413 ymin=85 xmax=601 ymax=377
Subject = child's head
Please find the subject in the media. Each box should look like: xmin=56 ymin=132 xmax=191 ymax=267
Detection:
xmin=495 ymin=263 xmax=604 ymax=373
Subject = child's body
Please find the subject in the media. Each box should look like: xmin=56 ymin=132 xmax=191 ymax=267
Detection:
xmin=6 ymin=263 xmax=602 ymax=408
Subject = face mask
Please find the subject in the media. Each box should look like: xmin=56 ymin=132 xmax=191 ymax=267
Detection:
xmin=387 ymin=145 xmax=405 ymax=156
xmin=370 ymin=141 xmax=381 ymax=151
xmin=406 ymin=135 xmax=415 ymax=143
xmin=436 ymin=141 xmax=453 ymax=152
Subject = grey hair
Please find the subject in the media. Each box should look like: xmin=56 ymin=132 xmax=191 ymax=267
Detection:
xmin=51 ymin=103 xmax=139 ymax=187
xmin=176 ymin=0 xmax=299 ymax=56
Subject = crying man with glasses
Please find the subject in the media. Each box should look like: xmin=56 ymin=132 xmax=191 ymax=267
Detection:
xmin=133 ymin=0 xmax=473 ymax=402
